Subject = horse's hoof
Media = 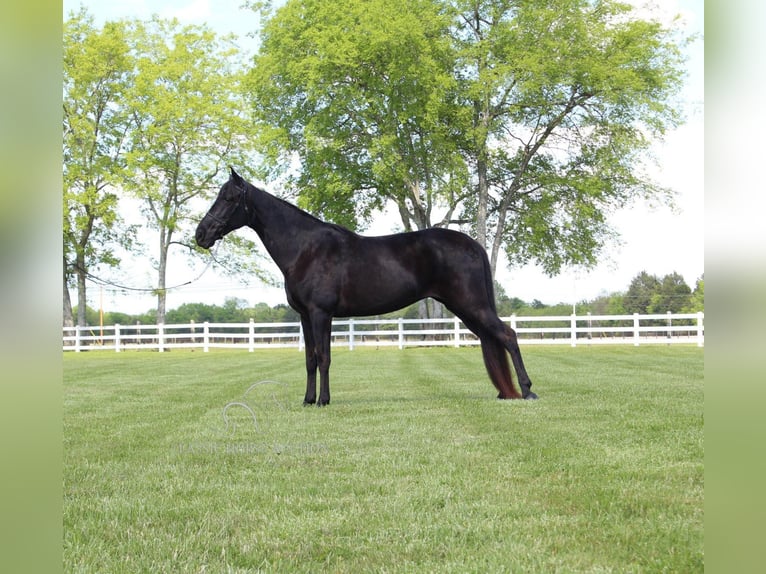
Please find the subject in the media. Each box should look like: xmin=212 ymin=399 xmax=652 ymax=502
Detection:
xmin=303 ymin=399 xmax=316 ymax=407
xmin=524 ymin=391 xmax=539 ymax=400
xmin=497 ymin=393 xmax=523 ymax=400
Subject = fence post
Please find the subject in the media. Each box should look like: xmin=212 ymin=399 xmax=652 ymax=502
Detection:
xmin=398 ymin=317 xmax=404 ymax=350
xmin=633 ymin=313 xmax=640 ymax=346
xmin=249 ymin=318 xmax=255 ymax=353
xmin=453 ymin=316 xmax=461 ymax=348
xmin=667 ymin=311 xmax=672 ymax=340
xmin=349 ymin=318 xmax=355 ymax=350
xmin=203 ymin=322 xmax=209 ymax=353
xmin=697 ymin=312 xmax=704 ymax=347
xmin=570 ymin=313 xmax=577 ymax=347
xmin=75 ymin=325 xmax=81 ymax=352
xmin=158 ymin=323 xmax=165 ymax=352
xmin=115 ymin=324 xmax=121 ymax=353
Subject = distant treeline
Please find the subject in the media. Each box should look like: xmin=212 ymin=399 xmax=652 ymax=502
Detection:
xmin=78 ymin=271 xmax=703 ymax=326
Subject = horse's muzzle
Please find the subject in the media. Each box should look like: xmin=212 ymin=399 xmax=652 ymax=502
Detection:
xmin=195 ymin=225 xmax=216 ymax=249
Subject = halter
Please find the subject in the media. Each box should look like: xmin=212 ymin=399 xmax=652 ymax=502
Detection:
xmin=205 ymin=180 xmax=251 ymax=228
xmin=233 ymin=179 xmax=252 ymax=218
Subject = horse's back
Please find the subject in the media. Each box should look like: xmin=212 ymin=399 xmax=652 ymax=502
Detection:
xmin=370 ymin=227 xmax=483 ymax=256
xmin=410 ymin=228 xmax=488 ymax=269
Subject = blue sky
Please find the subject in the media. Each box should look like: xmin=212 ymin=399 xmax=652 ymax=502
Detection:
xmin=64 ymin=0 xmax=704 ymax=313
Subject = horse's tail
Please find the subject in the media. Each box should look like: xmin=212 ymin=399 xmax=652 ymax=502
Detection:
xmin=478 ymin=247 xmax=522 ymax=399
xmin=480 ymin=336 xmax=522 ymax=399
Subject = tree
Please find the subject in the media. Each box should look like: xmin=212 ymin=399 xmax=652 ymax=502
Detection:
xmin=124 ymin=18 xmax=261 ymax=324
xmin=63 ymin=10 xmax=136 ymax=326
xmin=624 ymin=270 xmax=661 ymax=314
xmin=246 ymin=0 xmax=688 ymax=280
xmin=247 ymin=0 xmax=467 ymax=232
xmin=493 ymin=281 xmax=526 ymax=315
xmin=623 ymin=270 xmax=691 ymax=314
xmin=451 ymin=0 xmax=686 ymax=275
xmin=648 ymin=271 xmax=691 ymax=314
xmin=685 ymin=275 xmax=704 ymax=313
xmin=606 ymin=293 xmax=627 ymax=316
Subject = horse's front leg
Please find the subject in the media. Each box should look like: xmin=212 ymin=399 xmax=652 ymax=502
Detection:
xmin=301 ymin=316 xmax=318 ymax=405
xmin=310 ymin=312 xmax=333 ymax=406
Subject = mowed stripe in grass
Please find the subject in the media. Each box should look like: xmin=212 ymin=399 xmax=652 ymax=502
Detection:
xmin=64 ymin=346 xmax=703 ymax=572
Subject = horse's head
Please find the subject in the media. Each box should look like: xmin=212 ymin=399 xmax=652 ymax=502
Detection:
xmin=195 ymin=167 xmax=251 ymax=249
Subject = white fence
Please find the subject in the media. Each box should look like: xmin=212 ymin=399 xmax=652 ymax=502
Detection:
xmin=63 ymin=312 xmax=704 ymax=352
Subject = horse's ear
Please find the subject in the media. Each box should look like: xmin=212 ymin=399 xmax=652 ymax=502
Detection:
xmin=229 ymin=166 xmax=242 ymax=182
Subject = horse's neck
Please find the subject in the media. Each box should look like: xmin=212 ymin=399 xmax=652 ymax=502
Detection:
xmin=247 ymin=186 xmax=320 ymax=272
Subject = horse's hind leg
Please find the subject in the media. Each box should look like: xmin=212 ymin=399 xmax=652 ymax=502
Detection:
xmin=454 ymin=309 xmax=520 ymax=399
xmin=455 ymin=306 xmax=537 ymax=399
xmin=502 ymin=323 xmax=537 ymax=399
xmin=478 ymin=332 xmax=523 ymax=399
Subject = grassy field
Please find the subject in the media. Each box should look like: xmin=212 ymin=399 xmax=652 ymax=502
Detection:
xmin=64 ymin=346 xmax=703 ymax=573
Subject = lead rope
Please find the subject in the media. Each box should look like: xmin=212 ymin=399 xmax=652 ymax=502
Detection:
xmin=77 ymin=239 xmax=222 ymax=294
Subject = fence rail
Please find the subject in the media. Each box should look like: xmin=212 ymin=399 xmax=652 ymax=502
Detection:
xmin=63 ymin=312 xmax=704 ymax=352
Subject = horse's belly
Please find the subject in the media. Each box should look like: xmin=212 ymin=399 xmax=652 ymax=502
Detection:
xmin=335 ymin=272 xmax=423 ymax=317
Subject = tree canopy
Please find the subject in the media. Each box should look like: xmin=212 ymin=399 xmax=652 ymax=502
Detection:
xmin=63 ymin=3 xmax=695 ymax=325
xmin=124 ymin=17 xmax=261 ymax=324
xmin=246 ymin=0 xmax=688 ymax=277
xmin=63 ymin=11 xmax=136 ymax=326
xmin=63 ymin=10 xmax=265 ymax=325
xmin=247 ymin=0 xmax=465 ymax=231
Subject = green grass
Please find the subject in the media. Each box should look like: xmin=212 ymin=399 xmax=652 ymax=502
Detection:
xmin=64 ymin=346 xmax=703 ymax=573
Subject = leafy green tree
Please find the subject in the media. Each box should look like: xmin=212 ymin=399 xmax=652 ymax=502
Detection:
xmin=583 ymin=292 xmax=626 ymax=316
xmin=606 ymin=293 xmax=627 ymax=316
xmin=624 ymin=271 xmax=691 ymax=315
xmin=123 ymin=17 xmax=262 ymax=324
xmin=104 ymin=311 xmax=135 ymax=326
xmin=648 ymin=272 xmax=692 ymax=314
xmin=452 ymin=0 xmax=686 ymax=274
xmin=494 ymin=281 xmax=526 ymax=315
xmin=684 ymin=275 xmax=704 ymax=313
xmin=63 ymin=10 xmax=136 ymax=326
xmin=166 ymin=302 xmax=218 ymax=324
xmin=271 ymin=304 xmax=301 ymax=323
xmin=247 ymin=0 xmax=466 ymax=231
xmin=247 ymin=0 xmax=688 ymax=282
xmin=220 ymin=297 xmax=249 ymax=322
xmin=624 ymin=271 xmax=661 ymax=314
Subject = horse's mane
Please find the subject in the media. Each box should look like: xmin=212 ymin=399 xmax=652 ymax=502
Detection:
xmin=249 ymin=181 xmax=356 ymax=236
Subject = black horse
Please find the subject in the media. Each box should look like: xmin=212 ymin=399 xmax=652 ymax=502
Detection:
xmin=196 ymin=168 xmax=537 ymax=405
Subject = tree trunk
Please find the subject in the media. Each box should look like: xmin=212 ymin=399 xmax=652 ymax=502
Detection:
xmin=156 ymin=284 xmax=167 ymax=326
xmin=76 ymin=251 xmax=87 ymax=326
xmin=156 ymin=227 xmax=168 ymax=325
xmin=475 ymin=99 xmax=489 ymax=253
xmin=489 ymin=188 xmax=515 ymax=279
xmin=63 ymin=256 xmax=74 ymax=327
xmin=476 ymin=151 xmax=489 ymax=251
